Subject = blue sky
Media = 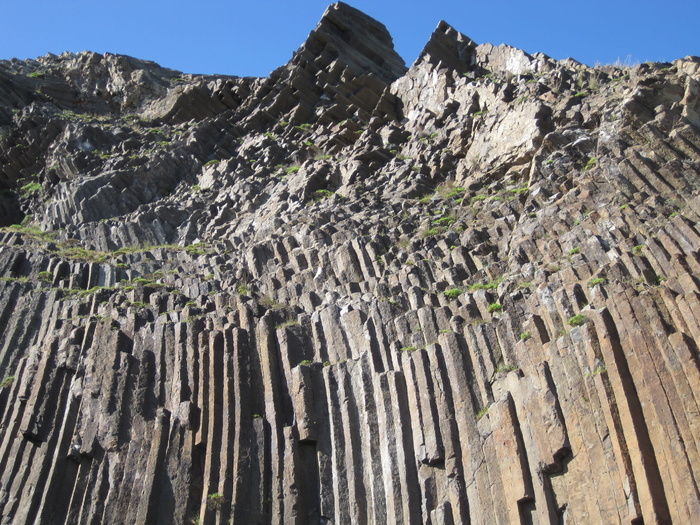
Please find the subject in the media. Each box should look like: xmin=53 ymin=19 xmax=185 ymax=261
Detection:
xmin=2 ymin=1 xmax=698 ymax=77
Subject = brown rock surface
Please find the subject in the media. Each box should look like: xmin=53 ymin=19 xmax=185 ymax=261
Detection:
xmin=0 ymin=3 xmax=699 ymax=524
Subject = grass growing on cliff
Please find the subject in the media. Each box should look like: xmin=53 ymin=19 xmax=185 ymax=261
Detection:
xmin=432 ymin=216 xmax=455 ymax=226
xmin=443 ymin=288 xmax=462 ymax=300
xmin=0 ymin=376 xmax=14 ymax=388
xmin=568 ymin=314 xmax=587 ymax=327
xmin=469 ymin=277 xmax=502 ymax=292
xmin=487 ymin=303 xmax=503 ymax=313
xmin=259 ymin=295 xmax=284 ymax=310
xmin=2 ymin=223 xmax=57 ymax=243
xmin=311 ymin=189 xmax=334 ymax=201
xmin=419 ymin=226 xmax=444 ymax=238
xmin=20 ymin=182 xmax=42 ymax=197
xmin=584 ymin=157 xmax=597 ymax=170
xmin=206 ymin=493 xmax=224 ymax=510
xmin=275 ymin=319 xmax=299 ymax=330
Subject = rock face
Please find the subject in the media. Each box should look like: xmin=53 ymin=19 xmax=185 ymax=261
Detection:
xmin=0 ymin=2 xmax=700 ymax=523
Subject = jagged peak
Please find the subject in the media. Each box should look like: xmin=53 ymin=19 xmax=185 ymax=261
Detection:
xmin=414 ymin=20 xmax=478 ymax=74
xmin=293 ymin=2 xmax=406 ymax=83
xmin=413 ymin=20 xmax=546 ymax=78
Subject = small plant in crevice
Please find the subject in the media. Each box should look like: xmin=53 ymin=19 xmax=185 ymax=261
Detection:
xmin=128 ymin=301 xmax=149 ymax=309
xmin=20 ymin=182 xmax=42 ymax=197
xmin=206 ymin=493 xmax=224 ymax=510
xmin=487 ymin=303 xmax=502 ymax=314
xmin=585 ymin=363 xmax=608 ymax=378
xmin=294 ymin=123 xmax=313 ymax=133
xmin=584 ymin=157 xmax=597 ymax=170
xmin=591 ymin=364 xmax=608 ymax=376
xmin=497 ymin=364 xmax=519 ymax=374
xmin=588 ymin=277 xmax=606 ymax=287
xmin=520 ymin=331 xmax=532 ymax=341
xmin=275 ymin=319 xmax=299 ymax=330
xmin=476 ymin=406 xmax=489 ymax=420
xmin=419 ymin=226 xmax=444 ymax=238
xmin=568 ymin=314 xmax=587 ymax=327
xmin=631 ymin=244 xmax=644 ymax=256
xmin=0 ymin=376 xmax=14 ymax=388
xmin=432 ymin=216 xmax=455 ymax=226
xmin=469 ymin=277 xmax=502 ymax=292
xmin=185 ymin=243 xmax=208 ymax=256
xmin=259 ymin=295 xmax=283 ymax=310
xmin=443 ymin=288 xmax=462 ymax=300
xmin=311 ymin=189 xmax=333 ymax=201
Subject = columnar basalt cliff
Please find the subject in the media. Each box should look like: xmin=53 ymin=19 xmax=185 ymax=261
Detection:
xmin=1 ymin=3 xmax=700 ymax=524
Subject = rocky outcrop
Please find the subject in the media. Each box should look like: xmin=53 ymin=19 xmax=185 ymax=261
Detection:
xmin=1 ymin=3 xmax=700 ymax=524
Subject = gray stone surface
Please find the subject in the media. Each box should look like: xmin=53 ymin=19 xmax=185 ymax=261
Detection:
xmin=0 ymin=3 xmax=699 ymax=524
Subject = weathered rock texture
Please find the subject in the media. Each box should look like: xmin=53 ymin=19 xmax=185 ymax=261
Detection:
xmin=1 ymin=2 xmax=700 ymax=524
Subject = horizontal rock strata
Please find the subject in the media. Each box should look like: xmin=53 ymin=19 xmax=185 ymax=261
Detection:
xmin=1 ymin=2 xmax=700 ymax=523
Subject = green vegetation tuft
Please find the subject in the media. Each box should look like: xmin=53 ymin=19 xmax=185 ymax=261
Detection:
xmin=419 ymin=226 xmax=444 ymax=238
xmin=433 ymin=217 xmax=455 ymax=226
xmin=443 ymin=288 xmax=462 ymax=300
xmin=469 ymin=277 xmax=503 ymax=292
xmin=487 ymin=303 xmax=502 ymax=313
xmin=568 ymin=314 xmax=587 ymax=327
xmin=311 ymin=189 xmax=333 ymax=201
xmin=476 ymin=406 xmax=489 ymax=420
xmin=20 ymin=182 xmax=42 ymax=197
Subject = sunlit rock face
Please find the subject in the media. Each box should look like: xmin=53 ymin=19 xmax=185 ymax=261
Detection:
xmin=1 ymin=2 xmax=700 ymax=523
